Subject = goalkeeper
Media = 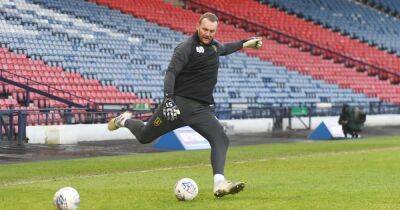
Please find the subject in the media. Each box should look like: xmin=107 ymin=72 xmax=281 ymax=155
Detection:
xmin=108 ymin=12 xmax=262 ymax=198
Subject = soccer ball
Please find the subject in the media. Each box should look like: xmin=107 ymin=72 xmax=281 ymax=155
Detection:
xmin=174 ymin=178 xmax=198 ymax=201
xmin=53 ymin=187 xmax=80 ymax=210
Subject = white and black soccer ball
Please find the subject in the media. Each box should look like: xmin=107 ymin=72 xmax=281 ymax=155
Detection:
xmin=174 ymin=178 xmax=198 ymax=201
xmin=53 ymin=187 xmax=80 ymax=210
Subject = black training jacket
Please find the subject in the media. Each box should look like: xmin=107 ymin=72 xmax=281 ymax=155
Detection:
xmin=163 ymin=32 xmax=245 ymax=104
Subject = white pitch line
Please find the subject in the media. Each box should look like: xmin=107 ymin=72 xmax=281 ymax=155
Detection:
xmin=2 ymin=146 xmax=400 ymax=187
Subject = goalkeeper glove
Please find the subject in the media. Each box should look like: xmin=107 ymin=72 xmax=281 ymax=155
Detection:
xmin=243 ymin=37 xmax=263 ymax=49
xmin=162 ymin=95 xmax=181 ymax=121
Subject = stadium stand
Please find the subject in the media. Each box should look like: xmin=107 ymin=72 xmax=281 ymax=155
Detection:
xmin=0 ymin=47 xmax=141 ymax=106
xmin=0 ymin=0 xmax=398 ymax=132
xmin=183 ymin=0 xmax=400 ymax=81
xmin=31 ymin=0 xmax=389 ymax=107
xmin=357 ymin=0 xmax=400 ymax=19
xmin=0 ymin=0 xmax=397 ymax=143
xmin=261 ymin=0 xmax=400 ymax=56
xmin=0 ymin=0 xmax=151 ymax=107
xmin=87 ymin=0 xmax=399 ymax=105
xmin=0 ymin=46 xmax=143 ymax=125
xmin=364 ymin=0 xmax=400 ymax=13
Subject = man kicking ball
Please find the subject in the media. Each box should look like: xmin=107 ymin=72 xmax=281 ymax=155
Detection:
xmin=108 ymin=12 xmax=262 ymax=197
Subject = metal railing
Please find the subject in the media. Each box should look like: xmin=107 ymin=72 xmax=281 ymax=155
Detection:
xmin=0 ymin=102 xmax=398 ymax=143
xmin=0 ymin=68 xmax=94 ymax=108
xmin=0 ymin=68 xmax=155 ymax=111
xmin=0 ymin=107 xmax=154 ymax=144
xmin=214 ymin=102 xmax=400 ymax=120
xmin=0 ymin=110 xmax=27 ymax=144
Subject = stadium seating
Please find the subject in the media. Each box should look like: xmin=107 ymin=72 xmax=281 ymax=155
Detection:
xmin=365 ymin=0 xmax=400 ymax=14
xmin=0 ymin=47 xmax=141 ymax=107
xmin=0 ymin=0 xmax=168 ymax=104
xmin=89 ymin=0 xmax=399 ymax=105
xmin=184 ymin=0 xmax=400 ymax=79
xmin=37 ymin=0 xmax=389 ymax=107
xmin=0 ymin=0 xmax=397 ymax=128
xmin=0 ymin=0 xmax=152 ymax=110
xmin=261 ymin=0 xmax=400 ymax=56
xmin=0 ymin=45 xmax=145 ymax=125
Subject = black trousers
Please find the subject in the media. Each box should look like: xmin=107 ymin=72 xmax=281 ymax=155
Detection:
xmin=124 ymin=96 xmax=229 ymax=175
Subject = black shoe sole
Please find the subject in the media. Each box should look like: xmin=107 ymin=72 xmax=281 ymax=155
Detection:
xmin=214 ymin=182 xmax=245 ymax=198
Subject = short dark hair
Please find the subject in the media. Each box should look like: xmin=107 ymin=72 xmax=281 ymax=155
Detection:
xmin=199 ymin=12 xmax=218 ymax=24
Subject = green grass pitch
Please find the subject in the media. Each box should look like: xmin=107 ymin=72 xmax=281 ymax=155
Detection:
xmin=1 ymin=136 xmax=400 ymax=209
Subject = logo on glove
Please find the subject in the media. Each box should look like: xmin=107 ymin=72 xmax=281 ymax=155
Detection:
xmin=162 ymin=97 xmax=181 ymax=121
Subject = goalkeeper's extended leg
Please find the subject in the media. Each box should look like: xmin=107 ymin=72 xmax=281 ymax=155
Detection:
xmin=108 ymin=105 xmax=184 ymax=144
